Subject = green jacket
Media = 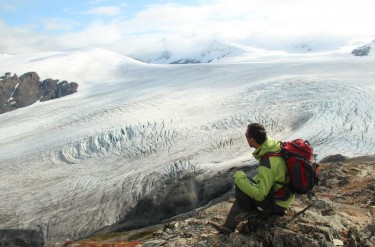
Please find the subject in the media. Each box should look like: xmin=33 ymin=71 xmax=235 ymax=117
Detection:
xmin=234 ymin=137 xmax=294 ymax=208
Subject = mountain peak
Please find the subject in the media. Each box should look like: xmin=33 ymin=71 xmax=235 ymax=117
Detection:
xmin=142 ymin=40 xmax=245 ymax=64
xmin=201 ymin=40 xmax=233 ymax=55
xmin=200 ymin=40 xmax=244 ymax=62
xmin=351 ymin=38 xmax=375 ymax=56
xmin=159 ymin=50 xmax=172 ymax=60
xmin=293 ymin=43 xmax=313 ymax=52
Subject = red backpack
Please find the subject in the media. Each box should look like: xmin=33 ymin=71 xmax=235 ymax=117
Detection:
xmin=263 ymin=139 xmax=319 ymax=195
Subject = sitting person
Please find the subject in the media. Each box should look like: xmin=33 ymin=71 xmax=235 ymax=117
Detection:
xmin=210 ymin=123 xmax=294 ymax=234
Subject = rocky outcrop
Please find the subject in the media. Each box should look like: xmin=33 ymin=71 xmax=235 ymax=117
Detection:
xmin=97 ymin=165 xmax=254 ymax=233
xmin=0 ymin=229 xmax=44 ymax=247
xmin=0 ymin=72 xmax=78 ymax=114
xmin=351 ymin=40 xmax=375 ymax=56
xmin=320 ymin=154 xmax=349 ymax=163
xmin=62 ymin=155 xmax=375 ymax=247
xmin=352 ymin=46 xmax=371 ymax=56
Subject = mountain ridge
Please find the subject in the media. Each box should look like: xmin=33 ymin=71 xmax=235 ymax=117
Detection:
xmin=137 ymin=39 xmax=375 ymax=64
xmin=139 ymin=40 xmax=246 ymax=64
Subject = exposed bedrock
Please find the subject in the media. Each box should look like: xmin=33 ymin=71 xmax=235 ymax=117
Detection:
xmin=0 ymin=72 xmax=78 ymax=114
xmin=0 ymin=228 xmax=44 ymax=247
xmin=93 ymin=165 xmax=255 ymax=235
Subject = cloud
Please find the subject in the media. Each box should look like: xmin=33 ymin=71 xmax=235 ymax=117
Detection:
xmin=1 ymin=0 xmax=374 ymax=55
xmin=0 ymin=20 xmax=120 ymax=54
xmin=43 ymin=18 xmax=80 ymax=31
xmin=80 ymin=6 xmax=121 ymax=16
xmin=56 ymin=21 xmax=122 ymax=48
xmin=0 ymin=21 xmax=61 ymax=54
xmin=114 ymin=0 xmax=375 ymax=54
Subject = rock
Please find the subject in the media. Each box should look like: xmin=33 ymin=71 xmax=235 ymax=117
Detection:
xmin=53 ymin=158 xmax=375 ymax=247
xmin=313 ymin=198 xmax=334 ymax=216
xmin=351 ymin=45 xmax=371 ymax=56
xmin=0 ymin=73 xmax=20 ymax=111
xmin=230 ymin=233 xmax=248 ymax=247
xmin=39 ymin=79 xmax=78 ymax=101
xmin=318 ymin=162 xmax=349 ymax=189
xmin=316 ymin=225 xmax=334 ymax=242
xmin=0 ymin=72 xmax=78 ymax=114
xmin=320 ymin=154 xmax=349 ymax=163
xmin=141 ymin=239 xmax=167 ymax=247
xmin=38 ymin=78 xmax=59 ymax=100
xmin=0 ymin=229 xmax=44 ymax=247
xmin=13 ymin=72 xmax=40 ymax=108
xmin=181 ymin=231 xmax=194 ymax=238
xmin=333 ymin=239 xmax=343 ymax=246
xmin=271 ymin=227 xmax=329 ymax=247
xmin=165 ymin=238 xmax=188 ymax=246
xmin=298 ymin=223 xmax=316 ymax=234
xmin=105 ymin=166 xmax=252 ymax=233
xmin=0 ymin=72 xmax=12 ymax=80
xmin=347 ymin=226 xmax=360 ymax=247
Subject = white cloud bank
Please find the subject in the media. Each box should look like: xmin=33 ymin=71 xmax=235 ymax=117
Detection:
xmin=0 ymin=0 xmax=374 ymax=55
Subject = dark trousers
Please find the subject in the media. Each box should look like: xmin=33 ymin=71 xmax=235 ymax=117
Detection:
xmin=223 ymin=186 xmax=286 ymax=230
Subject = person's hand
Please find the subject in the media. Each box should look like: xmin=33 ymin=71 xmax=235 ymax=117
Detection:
xmin=233 ymin=171 xmax=247 ymax=180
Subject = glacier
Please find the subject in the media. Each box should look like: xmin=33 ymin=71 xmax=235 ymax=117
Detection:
xmin=0 ymin=47 xmax=374 ymax=244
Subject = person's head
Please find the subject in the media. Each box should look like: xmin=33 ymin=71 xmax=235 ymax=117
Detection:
xmin=245 ymin=123 xmax=267 ymax=148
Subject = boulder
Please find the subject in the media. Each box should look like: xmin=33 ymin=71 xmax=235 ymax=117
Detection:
xmin=320 ymin=154 xmax=349 ymax=163
xmin=13 ymin=72 xmax=40 ymax=108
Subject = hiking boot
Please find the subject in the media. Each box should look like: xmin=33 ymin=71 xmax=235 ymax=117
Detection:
xmin=236 ymin=221 xmax=252 ymax=234
xmin=208 ymin=221 xmax=234 ymax=235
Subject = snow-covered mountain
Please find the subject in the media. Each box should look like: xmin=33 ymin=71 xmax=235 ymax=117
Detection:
xmin=140 ymin=40 xmax=248 ymax=64
xmin=352 ymin=39 xmax=375 ymax=56
xmin=1 ymin=47 xmax=375 ymax=244
xmin=139 ymin=40 xmax=367 ymax=64
xmin=293 ymin=43 xmax=313 ymax=52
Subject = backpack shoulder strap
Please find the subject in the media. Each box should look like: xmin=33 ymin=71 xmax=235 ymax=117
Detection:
xmin=262 ymin=152 xmax=283 ymax=160
xmin=261 ymin=151 xmax=289 ymax=196
xmin=259 ymin=152 xmax=283 ymax=168
xmin=261 ymin=141 xmax=284 ymax=160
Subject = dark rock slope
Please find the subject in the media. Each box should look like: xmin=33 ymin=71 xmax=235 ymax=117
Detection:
xmin=0 ymin=72 xmax=78 ymax=114
xmin=0 ymin=229 xmax=44 ymax=247
xmin=63 ymin=155 xmax=375 ymax=247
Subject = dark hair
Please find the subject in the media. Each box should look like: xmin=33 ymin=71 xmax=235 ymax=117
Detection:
xmin=246 ymin=123 xmax=267 ymax=144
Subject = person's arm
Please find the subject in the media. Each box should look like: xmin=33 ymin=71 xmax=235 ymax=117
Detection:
xmin=233 ymin=162 xmax=274 ymax=201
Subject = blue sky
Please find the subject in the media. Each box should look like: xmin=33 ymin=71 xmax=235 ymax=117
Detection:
xmin=1 ymin=0 xmax=193 ymax=32
xmin=0 ymin=0 xmax=374 ymax=55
